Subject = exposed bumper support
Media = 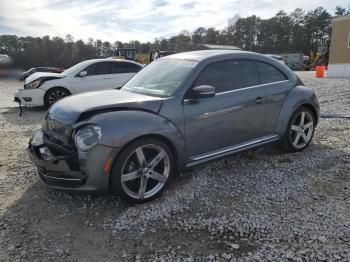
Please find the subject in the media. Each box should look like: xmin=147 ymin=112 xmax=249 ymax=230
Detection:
xmin=28 ymin=129 xmax=120 ymax=193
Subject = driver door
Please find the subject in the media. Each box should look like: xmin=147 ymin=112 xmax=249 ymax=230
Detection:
xmin=184 ymin=60 xmax=267 ymax=160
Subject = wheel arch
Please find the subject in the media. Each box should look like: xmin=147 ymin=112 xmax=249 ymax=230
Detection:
xmin=107 ymin=133 xmax=180 ymax=193
xmin=275 ymin=86 xmax=319 ymax=136
xmin=300 ymin=103 xmax=318 ymax=126
xmin=115 ymin=133 xmax=178 ymax=167
xmin=44 ymin=86 xmax=72 ymax=97
xmin=83 ymin=110 xmax=187 ymax=176
xmin=43 ymin=86 xmax=72 ymax=107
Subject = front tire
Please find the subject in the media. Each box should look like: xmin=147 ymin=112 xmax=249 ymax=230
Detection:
xmin=44 ymin=87 xmax=70 ymax=108
xmin=110 ymin=138 xmax=174 ymax=203
xmin=280 ymin=106 xmax=315 ymax=152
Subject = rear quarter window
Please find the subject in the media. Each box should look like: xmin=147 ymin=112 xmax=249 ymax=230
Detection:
xmin=111 ymin=62 xmax=142 ymax=74
xmin=257 ymin=62 xmax=287 ymax=84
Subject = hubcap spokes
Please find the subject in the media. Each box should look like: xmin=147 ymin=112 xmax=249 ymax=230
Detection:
xmin=121 ymin=144 xmax=170 ymax=199
xmin=290 ymin=111 xmax=314 ymax=149
xmin=48 ymin=91 xmax=66 ymax=104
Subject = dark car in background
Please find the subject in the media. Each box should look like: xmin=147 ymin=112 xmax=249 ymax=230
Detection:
xmin=28 ymin=50 xmax=319 ymax=203
xmin=20 ymin=67 xmax=65 ymax=81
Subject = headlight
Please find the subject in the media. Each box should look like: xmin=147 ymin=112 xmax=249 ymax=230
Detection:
xmin=31 ymin=129 xmax=44 ymax=146
xmin=25 ymin=79 xmax=41 ymax=89
xmin=75 ymin=125 xmax=102 ymax=151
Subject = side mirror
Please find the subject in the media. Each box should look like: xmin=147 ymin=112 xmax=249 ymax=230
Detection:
xmin=79 ymin=71 xmax=87 ymax=77
xmin=191 ymin=85 xmax=215 ymax=99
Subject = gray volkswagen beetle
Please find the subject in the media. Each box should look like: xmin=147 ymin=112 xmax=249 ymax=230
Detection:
xmin=28 ymin=50 xmax=319 ymax=203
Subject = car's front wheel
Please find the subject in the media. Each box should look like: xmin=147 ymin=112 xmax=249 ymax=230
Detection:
xmin=44 ymin=87 xmax=70 ymax=108
xmin=281 ymin=106 xmax=315 ymax=152
xmin=110 ymin=138 xmax=174 ymax=203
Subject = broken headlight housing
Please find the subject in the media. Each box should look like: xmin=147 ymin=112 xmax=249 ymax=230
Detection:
xmin=74 ymin=125 xmax=102 ymax=151
xmin=31 ymin=129 xmax=44 ymax=146
xmin=25 ymin=79 xmax=42 ymax=89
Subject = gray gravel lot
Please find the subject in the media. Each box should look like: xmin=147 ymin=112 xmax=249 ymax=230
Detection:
xmin=0 ymin=72 xmax=349 ymax=261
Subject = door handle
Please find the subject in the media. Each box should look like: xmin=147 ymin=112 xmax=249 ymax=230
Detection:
xmin=255 ymin=97 xmax=263 ymax=104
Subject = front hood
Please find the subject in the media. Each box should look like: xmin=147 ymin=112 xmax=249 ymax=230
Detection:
xmin=24 ymin=72 xmax=64 ymax=84
xmin=48 ymin=90 xmax=164 ymax=125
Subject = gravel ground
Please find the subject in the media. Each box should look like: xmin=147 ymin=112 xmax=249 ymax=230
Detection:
xmin=0 ymin=72 xmax=349 ymax=261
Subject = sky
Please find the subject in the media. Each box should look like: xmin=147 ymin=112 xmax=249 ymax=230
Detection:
xmin=0 ymin=0 xmax=349 ymax=43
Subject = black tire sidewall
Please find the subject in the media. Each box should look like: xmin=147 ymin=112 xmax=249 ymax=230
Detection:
xmin=284 ymin=106 xmax=315 ymax=152
xmin=110 ymin=138 xmax=174 ymax=203
xmin=44 ymin=87 xmax=69 ymax=108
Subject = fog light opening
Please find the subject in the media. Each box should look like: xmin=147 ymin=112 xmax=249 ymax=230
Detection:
xmin=23 ymin=97 xmax=32 ymax=102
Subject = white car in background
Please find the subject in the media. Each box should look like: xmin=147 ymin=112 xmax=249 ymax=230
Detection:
xmin=15 ymin=59 xmax=143 ymax=108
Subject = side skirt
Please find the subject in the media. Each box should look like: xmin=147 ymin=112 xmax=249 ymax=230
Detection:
xmin=186 ymin=135 xmax=279 ymax=168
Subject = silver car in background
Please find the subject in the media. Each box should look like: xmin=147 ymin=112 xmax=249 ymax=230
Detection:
xmin=28 ymin=50 xmax=319 ymax=203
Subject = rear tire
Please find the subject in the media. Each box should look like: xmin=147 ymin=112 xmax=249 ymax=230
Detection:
xmin=44 ymin=87 xmax=70 ymax=108
xmin=279 ymin=106 xmax=315 ymax=152
xmin=110 ymin=138 xmax=174 ymax=203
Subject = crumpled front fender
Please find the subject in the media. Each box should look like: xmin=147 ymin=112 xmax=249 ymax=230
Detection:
xmin=76 ymin=110 xmax=187 ymax=172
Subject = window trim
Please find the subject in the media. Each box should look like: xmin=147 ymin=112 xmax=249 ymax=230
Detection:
xmin=216 ymin=80 xmax=289 ymax=96
xmin=76 ymin=61 xmax=142 ymax=76
xmin=80 ymin=61 xmax=112 ymax=76
xmin=186 ymin=58 xmax=289 ymax=98
xmin=348 ymin=31 xmax=350 ymax=48
xmin=111 ymin=61 xmax=142 ymax=74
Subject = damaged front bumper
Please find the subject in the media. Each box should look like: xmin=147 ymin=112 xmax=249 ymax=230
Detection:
xmin=14 ymin=88 xmax=46 ymax=107
xmin=28 ymin=129 xmax=120 ymax=193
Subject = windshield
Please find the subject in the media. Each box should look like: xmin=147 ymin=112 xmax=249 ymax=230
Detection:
xmin=122 ymin=59 xmax=197 ymax=97
xmin=62 ymin=60 xmax=91 ymax=75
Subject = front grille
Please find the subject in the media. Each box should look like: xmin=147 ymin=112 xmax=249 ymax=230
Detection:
xmin=40 ymin=133 xmax=79 ymax=171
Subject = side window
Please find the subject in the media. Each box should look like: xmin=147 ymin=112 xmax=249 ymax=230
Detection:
xmin=85 ymin=62 xmax=111 ymax=76
xmin=110 ymin=63 xmax=123 ymax=74
xmin=193 ymin=60 xmax=258 ymax=93
xmin=124 ymin=62 xmax=142 ymax=73
xmin=257 ymin=62 xmax=287 ymax=84
xmin=111 ymin=62 xmax=142 ymax=74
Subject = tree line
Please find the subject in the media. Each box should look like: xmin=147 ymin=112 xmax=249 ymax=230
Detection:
xmin=0 ymin=6 xmax=349 ymax=69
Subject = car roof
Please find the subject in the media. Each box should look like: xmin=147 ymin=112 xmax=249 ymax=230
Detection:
xmin=163 ymin=50 xmax=253 ymax=62
xmin=85 ymin=58 xmax=142 ymax=66
xmin=162 ymin=49 xmax=296 ymax=84
xmin=162 ymin=50 xmax=291 ymax=73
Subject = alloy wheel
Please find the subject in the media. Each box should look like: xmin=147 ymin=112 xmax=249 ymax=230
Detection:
xmin=289 ymin=111 xmax=314 ymax=149
xmin=48 ymin=90 xmax=67 ymax=105
xmin=120 ymin=144 xmax=170 ymax=200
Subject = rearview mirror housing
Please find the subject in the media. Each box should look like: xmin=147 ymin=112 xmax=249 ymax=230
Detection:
xmin=191 ymin=85 xmax=215 ymax=99
xmin=79 ymin=71 xmax=87 ymax=77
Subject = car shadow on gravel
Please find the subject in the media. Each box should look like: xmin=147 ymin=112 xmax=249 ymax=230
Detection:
xmin=0 ymin=106 xmax=46 ymax=126
xmin=0 ymin=178 xmax=258 ymax=261
xmin=1 ymin=142 xmax=348 ymax=260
